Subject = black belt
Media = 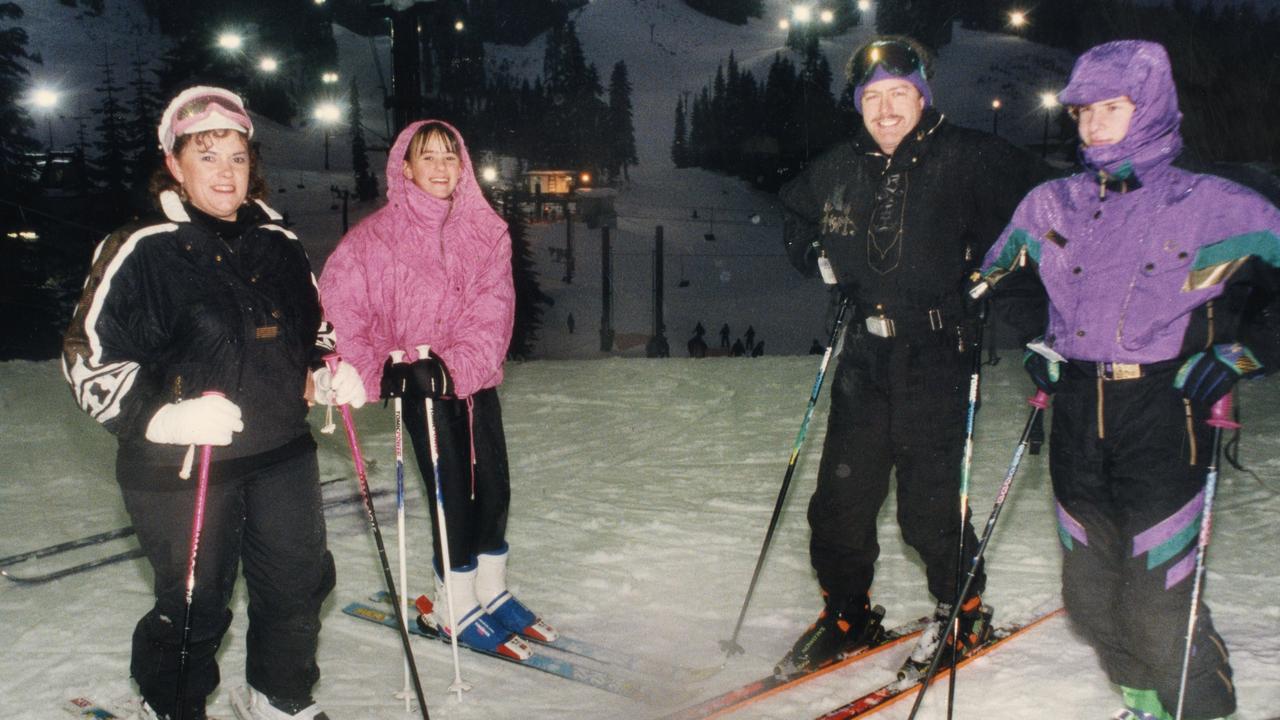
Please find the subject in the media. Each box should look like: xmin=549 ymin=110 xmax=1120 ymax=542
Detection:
xmin=1065 ymin=357 xmax=1183 ymax=381
xmin=859 ymin=305 xmax=957 ymax=338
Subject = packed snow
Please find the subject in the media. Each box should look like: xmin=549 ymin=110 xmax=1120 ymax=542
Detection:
xmin=5 ymin=1 xmax=1279 ymax=719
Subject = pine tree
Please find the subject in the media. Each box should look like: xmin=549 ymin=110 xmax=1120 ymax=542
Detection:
xmin=504 ymin=200 xmax=551 ymax=359
xmin=124 ymin=50 xmax=161 ymax=208
xmin=348 ymin=76 xmax=378 ymax=201
xmin=92 ymin=49 xmax=130 ymax=213
xmin=689 ymin=87 xmax=711 ymax=168
xmin=671 ymin=96 xmax=689 ymax=168
xmin=606 ymin=60 xmax=637 ymax=182
xmin=0 ymin=2 xmax=39 ymax=208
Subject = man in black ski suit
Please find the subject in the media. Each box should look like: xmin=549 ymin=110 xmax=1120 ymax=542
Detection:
xmin=775 ymin=36 xmax=1050 ymax=677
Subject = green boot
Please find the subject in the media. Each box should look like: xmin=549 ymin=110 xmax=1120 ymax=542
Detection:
xmin=1119 ymin=687 xmax=1172 ymax=720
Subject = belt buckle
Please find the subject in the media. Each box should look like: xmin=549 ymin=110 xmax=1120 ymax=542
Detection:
xmin=1102 ymin=362 xmax=1142 ymax=380
xmin=866 ymin=315 xmax=896 ymax=338
xmin=928 ymin=308 xmax=943 ymax=332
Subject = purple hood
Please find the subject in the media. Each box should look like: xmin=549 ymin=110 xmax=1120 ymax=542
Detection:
xmin=1059 ymin=40 xmax=1183 ymax=177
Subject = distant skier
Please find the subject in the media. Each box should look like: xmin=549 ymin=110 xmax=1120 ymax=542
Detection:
xmin=976 ymin=40 xmax=1280 ymax=720
xmin=751 ymin=341 xmax=764 ymax=358
xmin=719 ymin=323 xmax=731 ymax=348
xmin=687 ymin=332 xmax=708 ymax=358
xmin=808 ymin=338 xmax=824 ymax=355
xmin=731 ymin=338 xmax=746 ymax=357
xmin=744 ymin=325 xmax=756 ymax=351
xmin=567 ymin=311 xmax=576 ymax=334
xmin=776 ymin=36 xmax=1050 ymax=678
xmin=321 ymin=120 xmax=555 ymax=665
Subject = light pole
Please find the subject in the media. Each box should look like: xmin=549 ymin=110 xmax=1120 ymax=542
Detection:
xmin=991 ymin=98 xmax=1001 ymax=136
xmin=1040 ymin=92 xmax=1059 ymax=159
xmin=31 ymin=87 xmax=60 ymax=149
xmin=313 ymin=101 xmax=341 ymax=170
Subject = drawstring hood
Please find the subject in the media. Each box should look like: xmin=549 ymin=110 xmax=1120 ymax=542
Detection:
xmin=1059 ymin=40 xmax=1183 ymax=181
xmin=384 ymin=119 xmax=508 ymax=254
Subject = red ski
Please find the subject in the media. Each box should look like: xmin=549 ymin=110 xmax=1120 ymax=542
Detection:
xmin=813 ymin=607 xmax=1064 ymax=720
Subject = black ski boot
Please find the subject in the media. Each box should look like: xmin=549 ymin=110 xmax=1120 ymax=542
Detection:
xmin=774 ymin=595 xmax=885 ymax=678
xmin=898 ymin=595 xmax=993 ymax=681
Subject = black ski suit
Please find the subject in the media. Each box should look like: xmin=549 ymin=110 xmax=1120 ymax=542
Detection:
xmin=62 ymin=194 xmax=336 ymax=718
xmin=780 ymin=109 xmax=1048 ymax=610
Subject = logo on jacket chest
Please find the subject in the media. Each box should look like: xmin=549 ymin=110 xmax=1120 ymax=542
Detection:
xmin=821 ymin=196 xmax=858 ymax=237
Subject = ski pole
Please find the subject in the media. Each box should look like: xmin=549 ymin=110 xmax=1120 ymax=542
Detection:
xmin=1174 ymin=393 xmax=1238 ymax=720
xmin=388 ymin=350 xmax=414 ymax=713
xmin=325 ymin=354 xmax=431 ymax=719
xmin=906 ymin=389 xmax=1050 ymax=720
xmin=720 ymin=296 xmax=852 ymax=657
xmin=946 ymin=302 xmax=986 ymax=720
xmin=416 ymin=344 xmax=471 ymax=700
xmin=174 ymin=391 xmax=219 ymax=720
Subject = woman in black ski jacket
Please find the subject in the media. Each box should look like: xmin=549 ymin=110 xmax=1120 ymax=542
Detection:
xmin=62 ymin=85 xmax=364 ymax=720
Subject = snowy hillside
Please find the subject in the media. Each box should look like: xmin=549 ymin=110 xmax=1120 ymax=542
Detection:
xmin=3 ymin=357 xmax=1280 ymax=719
xmin=7 ymin=2 xmax=1279 ymax=719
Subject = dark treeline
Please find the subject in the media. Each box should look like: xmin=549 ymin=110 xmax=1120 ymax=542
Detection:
xmin=672 ymin=37 xmax=853 ymax=191
xmin=4 ymin=0 xmax=608 ymax=358
xmin=679 ymin=0 xmax=1280 ymax=190
xmin=449 ymin=20 xmax=638 ymax=185
xmin=683 ymin=0 xmax=765 ymax=26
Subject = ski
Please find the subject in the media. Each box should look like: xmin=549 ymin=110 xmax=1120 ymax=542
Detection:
xmin=369 ymin=589 xmax=710 ymax=684
xmin=3 ymin=547 xmax=147 ymax=585
xmin=64 ymin=696 xmax=229 ymax=720
xmin=64 ymin=696 xmax=124 ymax=719
xmin=1 ymin=527 xmax=136 ymax=568
xmin=813 ymin=607 xmax=1065 ymax=720
xmin=343 ymin=600 xmax=671 ymax=702
xmin=659 ymin=615 xmax=932 ymax=720
xmin=3 ymin=485 xmax=389 ymax=584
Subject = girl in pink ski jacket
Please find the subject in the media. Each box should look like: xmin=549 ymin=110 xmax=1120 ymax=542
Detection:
xmin=320 ymin=120 xmax=554 ymax=659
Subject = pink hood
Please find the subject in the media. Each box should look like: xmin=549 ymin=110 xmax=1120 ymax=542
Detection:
xmin=319 ymin=119 xmax=514 ymax=399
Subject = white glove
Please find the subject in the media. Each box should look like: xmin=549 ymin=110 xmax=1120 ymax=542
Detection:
xmin=313 ymin=361 xmax=367 ymax=408
xmin=145 ymin=395 xmax=244 ymax=446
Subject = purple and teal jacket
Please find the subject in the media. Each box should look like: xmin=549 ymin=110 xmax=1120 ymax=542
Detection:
xmin=979 ymin=40 xmax=1280 ymax=365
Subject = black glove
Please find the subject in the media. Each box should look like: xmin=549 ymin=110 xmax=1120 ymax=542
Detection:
xmin=406 ymin=351 xmax=454 ymax=399
xmin=1023 ymin=347 xmax=1060 ymax=394
xmin=783 ymin=215 xmax=820 ymax=278
xmin=380 ymin=357 xmax=412 ymax=400
xmin=1175 ymin=343 xmax=1263 ymax=414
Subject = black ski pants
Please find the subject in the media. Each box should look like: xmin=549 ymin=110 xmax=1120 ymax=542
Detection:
xmin=119 ymin=448 xmax=335 ymax=718
xmin=808 ymin=331 xmax=984 ymax=609
xmin=1051 ymin=365 xmax=1234 ymax=719
xmin=403 ymin=387 xmax=511 ymax=573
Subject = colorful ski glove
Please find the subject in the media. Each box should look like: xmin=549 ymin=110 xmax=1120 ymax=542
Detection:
xmin=313 ymin=361 xmax=367 ymax=408
xmin=145 ymin=395 xmax=243 ymax=446
xmin=1175 ymin=343 xmax=1263 ymax=413
xmin=1023 ymin=344 xmax=1062 ymax=394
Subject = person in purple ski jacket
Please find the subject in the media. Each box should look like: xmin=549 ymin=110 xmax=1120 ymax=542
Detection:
xmin=976 ymin=40 xmax=1280 ymax=720
xmin=319 ymin=120 xmax=555 ymax=662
